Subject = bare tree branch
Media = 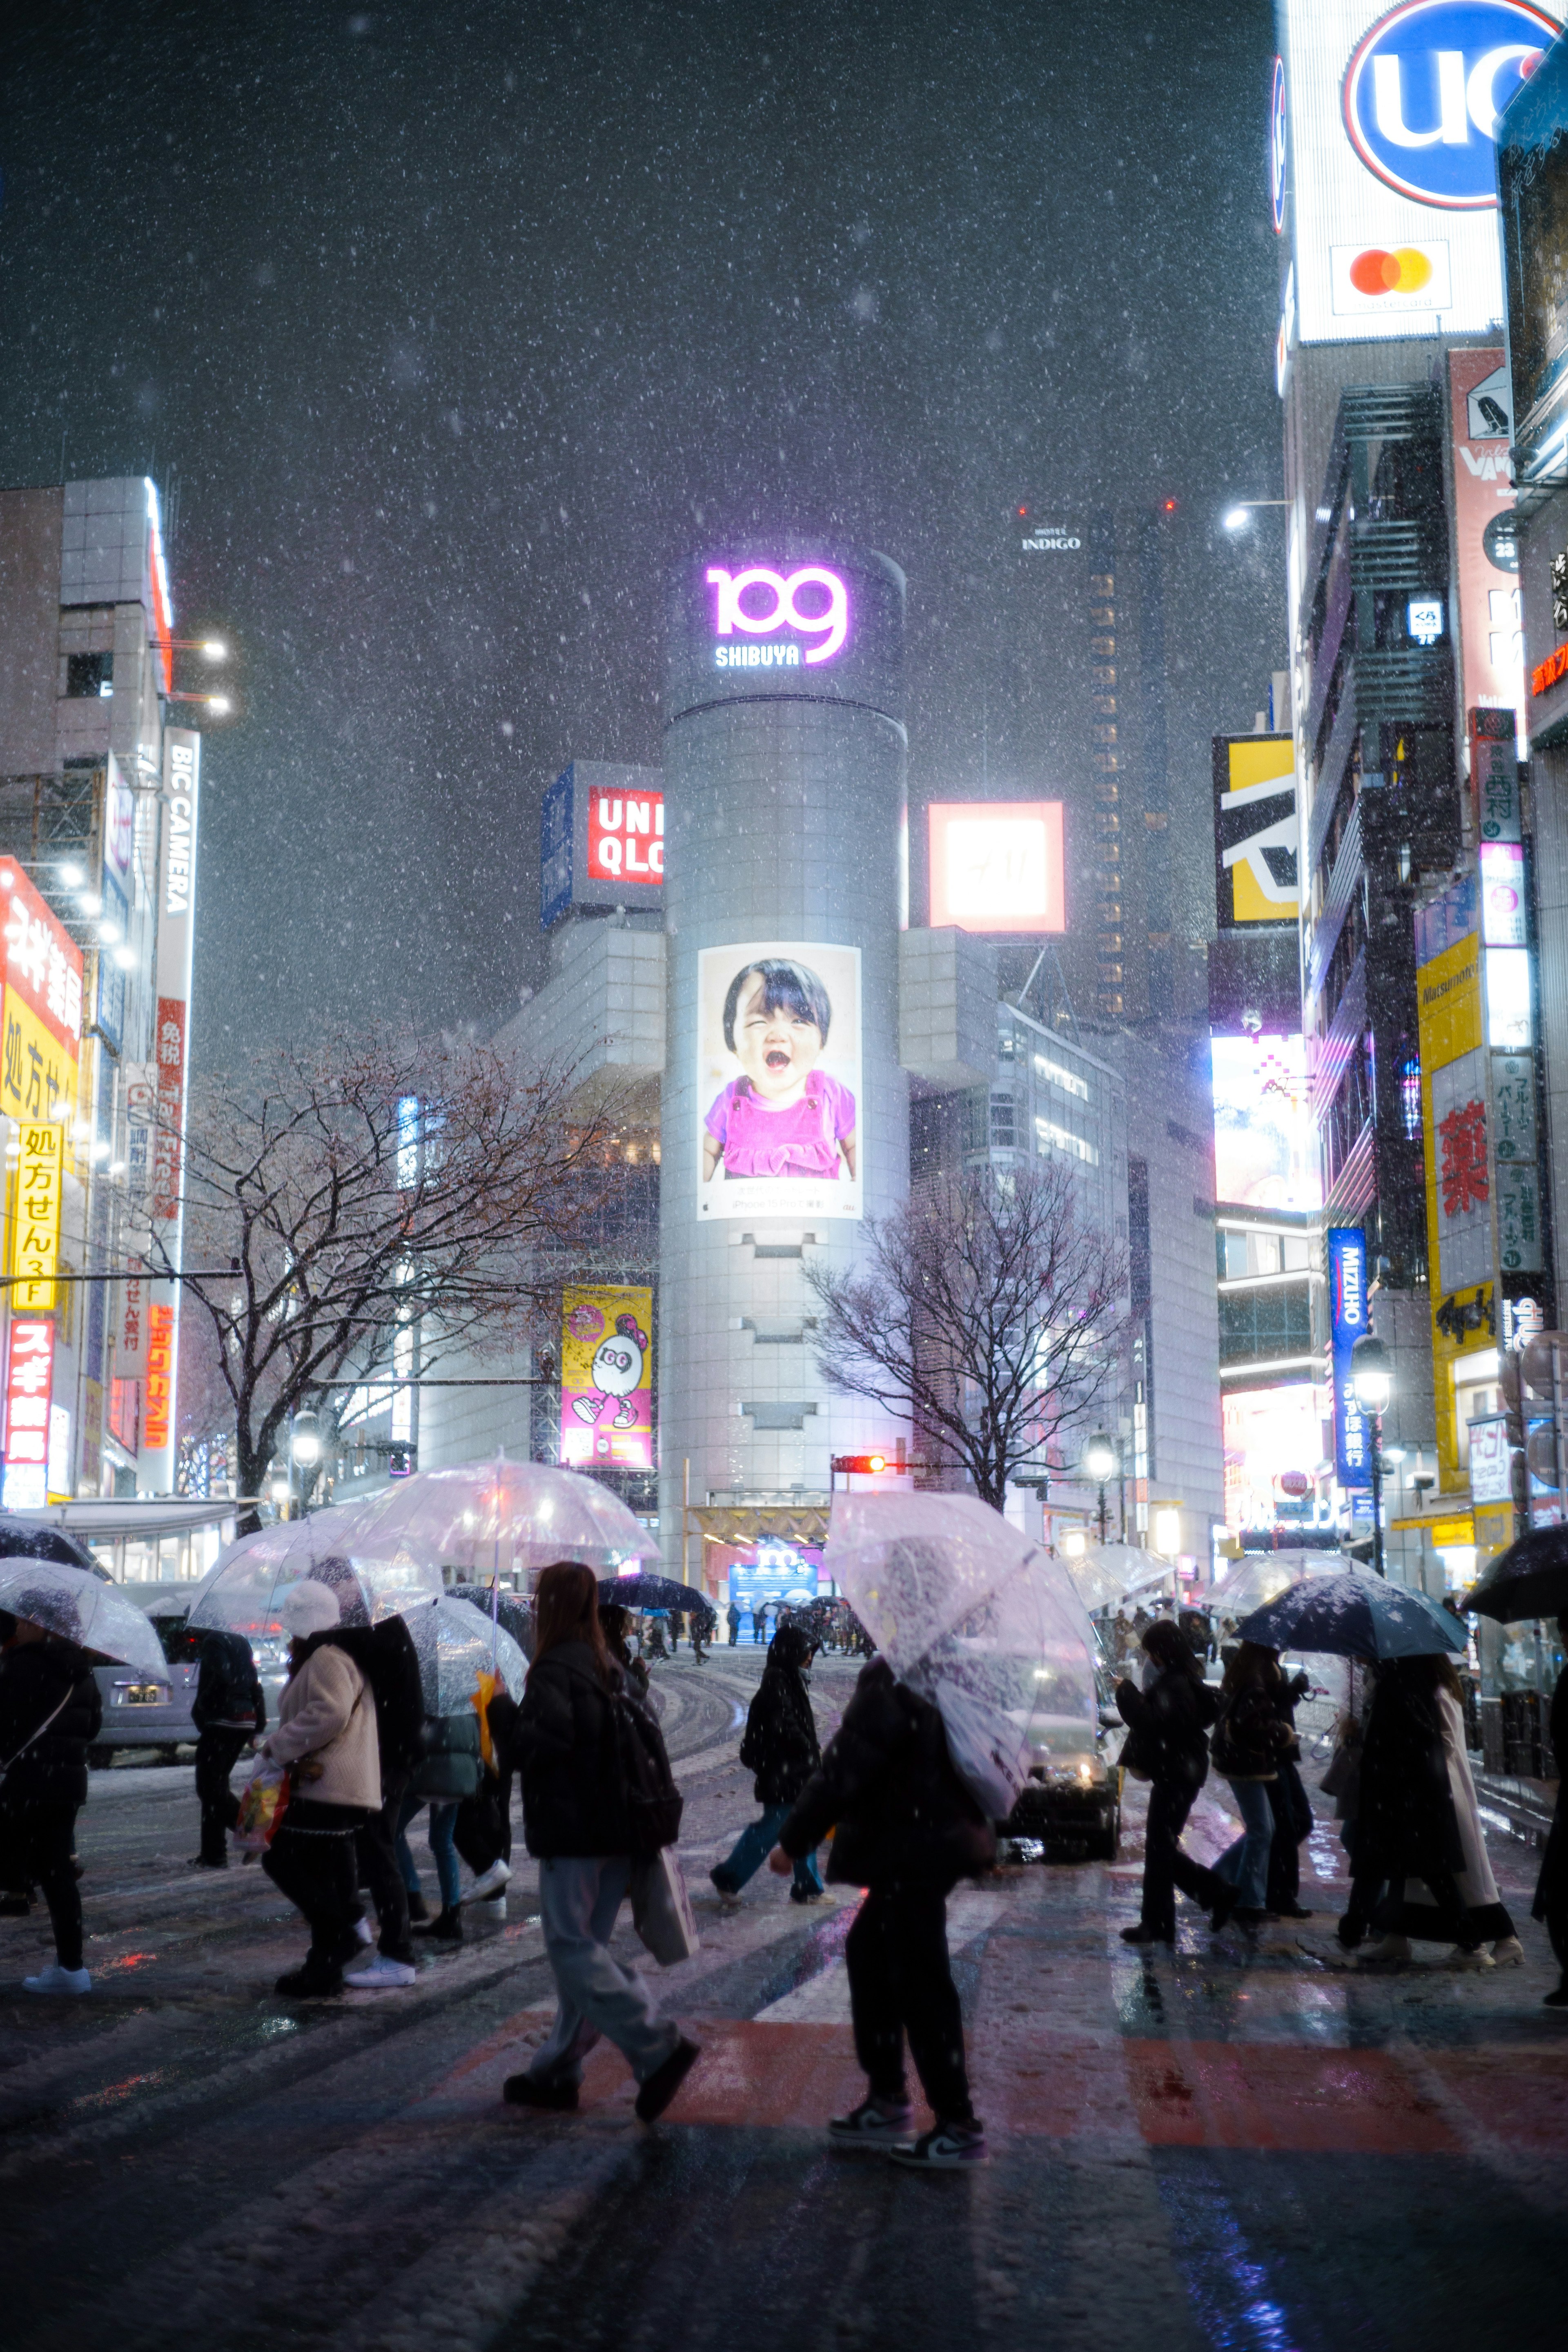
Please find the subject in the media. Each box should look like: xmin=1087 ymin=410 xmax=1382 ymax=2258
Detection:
xmin=156 ymin=1026 xmax=624 ymax=1495
xmin=804 ymin=1160 xmax=1127 ymax=1509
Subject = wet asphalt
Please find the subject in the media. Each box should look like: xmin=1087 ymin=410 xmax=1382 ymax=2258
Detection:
xmin=1 ymin=1649 xmax=1564 ymax=2352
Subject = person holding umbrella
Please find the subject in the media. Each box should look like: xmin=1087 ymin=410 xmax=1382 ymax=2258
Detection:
xmin=490 ymin=1562 xmax=700 ymax=2121
xmin=0 ymin=1603 xmax=102 ymax=1993
xmin=1208 ymin=1642 xmax=1296 ymax=1930
xmin=1114 ymin=1617 xmax=1233 ymax=1946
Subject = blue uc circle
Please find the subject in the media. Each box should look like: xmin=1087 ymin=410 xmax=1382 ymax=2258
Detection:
xmin=1270 ymin=56 xmax=1288 ymax=233
xmin=1343 ymin=0 xmax=1557 ymax=209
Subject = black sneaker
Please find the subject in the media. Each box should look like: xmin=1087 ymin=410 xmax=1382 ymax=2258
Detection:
xmin=405 ymin=1890 xmax=431 ymax=1923
xmin=1543 ymin=1980 xmax=1568 ymax=2008
xmin=1120 ymin=1924 xmax=1172 ymax=1945
xmin=635 ymin=2036 xmax=702 ymax=2123
xmin=889 ymin=2121 xmax=989 ymax=2169
xmin=1209 ymin=1882 xmax=1241 ymax=1934
xmin=412 ymin=1908 xmax=463 ymax=1943
xmin=789 ymin=1886 xmax=824 ymax=1904
xmin=503 ymin=2073 xmax=579 ymax=2111
xmin=274 ymin=1965 xmax=343 ymax=1998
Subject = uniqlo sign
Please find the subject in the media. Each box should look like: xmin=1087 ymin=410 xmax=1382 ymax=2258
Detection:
xmin=587 ymin=788 xmax=664 ymax=885
xmin=3 ymin=1318 xmax=55 ymax=1510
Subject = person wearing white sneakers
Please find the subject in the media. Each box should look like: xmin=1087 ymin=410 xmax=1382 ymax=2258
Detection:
xmin=0 ymin=1605 xmax=102 ymax=1996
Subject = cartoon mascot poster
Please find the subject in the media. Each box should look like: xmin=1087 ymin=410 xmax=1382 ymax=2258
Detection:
xmin=559 ymin=1285 xmax=655 ymax=1468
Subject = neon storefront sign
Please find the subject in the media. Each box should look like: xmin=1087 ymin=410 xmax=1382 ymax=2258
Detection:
xmin=706 ymin=565 xmax=850 ymax=666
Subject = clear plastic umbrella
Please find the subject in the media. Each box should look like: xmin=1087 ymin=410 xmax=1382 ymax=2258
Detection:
xmin=826 ymin=1494 xmax=1100 ymax=1815
xmin=1212 ymin=1550 xmax=1353 ymax=1620
xmin=345 ymin=1457 xmax=659 ymax=1581
xmin=0 ymin=1559 xmax=166 ymax=1673
xmin=399 ymin=1594 xmax=528 ymax=1713
xmin=188 ymin=1506 xmax=441 ymax=1636
xmin=1060 ymin=1549 xmax=1127 ymax=1614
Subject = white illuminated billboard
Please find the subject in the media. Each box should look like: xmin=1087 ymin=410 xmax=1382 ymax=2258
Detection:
xmin=1212 ymin=1033 xmax=1322 ymax=1211
xmin=1281 ymin=0 xmax=1564 ymax=347
xmin=1222 ymin=1384 xmax=1322 ymax=1533
xmin=927 ymin=802 xmax=1065 ymax=934
xmin=696 ymin=942 xmax=862 ymax=1222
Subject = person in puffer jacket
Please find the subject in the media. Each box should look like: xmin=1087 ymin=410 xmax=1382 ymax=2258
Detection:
xmin=769 ymin=1653 xmax=995 ymax=2171
xmin=259 ymin=1580 xmax=381 ymax=1998
xmin=0 ymin=1608 xmax=102 ymax=1995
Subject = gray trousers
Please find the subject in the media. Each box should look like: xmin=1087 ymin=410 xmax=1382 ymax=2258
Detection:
xmin=529 ymin=1854 xmax=679 ymax=2087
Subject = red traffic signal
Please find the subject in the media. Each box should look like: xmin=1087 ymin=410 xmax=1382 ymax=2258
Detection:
xmin=833 ymin=1453 xmax=889 ymax=1474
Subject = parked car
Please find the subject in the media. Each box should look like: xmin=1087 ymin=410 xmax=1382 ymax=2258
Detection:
xmin=87 ymin=1614 xmax=200 ymax=1765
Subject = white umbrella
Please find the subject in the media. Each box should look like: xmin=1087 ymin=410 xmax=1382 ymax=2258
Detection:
xmin=1060 ymin=1549 xmax=1127 ymax=1614
xmin=826 ymin=1493 xmax=1099 ymax=1817
xmin=188 ymin=1506 xmax=441 ymax=1636
xmin=0 ymin=1559 xmax=166 ymax=1673
xmin=399 ymin=1594 xmax=528 ymax=1713
xmin=345 ymin=1457 xmax=658 ymax=1581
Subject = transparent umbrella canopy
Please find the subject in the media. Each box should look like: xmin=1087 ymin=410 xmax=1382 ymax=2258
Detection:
xmin=826 ymin=1493 xmax=1100 ymax=1799
xmin=399 ymin=1594 xmax=528 ymax=1714
xmin=345 ymin=1458 xmax=659 ymax=1581
xmin=0 ymin=1559 xmax=166 ymax=1673
xmin=1060 ymin=1550 xmax=1128 ymax=1615
xmin=187 ymin=1506 xmax=441 ymax=1636
xmin=1212 ymin=1551 xmax=1355 ymax=1621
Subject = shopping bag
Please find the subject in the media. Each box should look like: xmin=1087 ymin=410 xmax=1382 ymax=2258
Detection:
xmin=630 ymin=1846 xmax=701 ymax=1967
xmin=231 ymin=1760 xmax=291 ymax=1856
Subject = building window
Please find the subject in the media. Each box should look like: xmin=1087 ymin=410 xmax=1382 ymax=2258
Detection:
xmin=1553 ymin=547 xmax=1568 ymax=637
xmin=65 ymin=652 xmax=113 ymax=699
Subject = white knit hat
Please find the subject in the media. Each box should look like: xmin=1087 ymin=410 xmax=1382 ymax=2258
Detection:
xmin=281 ymin=1579 xmax=341 ymax=1637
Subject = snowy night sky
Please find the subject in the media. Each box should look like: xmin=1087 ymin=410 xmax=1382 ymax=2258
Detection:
xmin=0 ymin=0 xmax=1284 ymax=1060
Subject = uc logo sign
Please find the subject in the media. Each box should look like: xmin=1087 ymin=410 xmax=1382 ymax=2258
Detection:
xmin=1343 ymin=0 xmax=1557 ymax=209
xmin=706 ymin=566 xmax=849 ymax=665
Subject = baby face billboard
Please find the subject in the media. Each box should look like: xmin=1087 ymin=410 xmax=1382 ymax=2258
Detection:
xmin=697 ymin=942 xmax=862 ymax=1221
xmin=560 ymin=1285 xmax=654 ymax=1469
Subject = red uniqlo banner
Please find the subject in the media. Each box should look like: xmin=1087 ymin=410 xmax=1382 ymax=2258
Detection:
xmin=152 ymin=997 xmax=186 ymax=1226
xmin=587 ymin=788 xmax=664 ymax=885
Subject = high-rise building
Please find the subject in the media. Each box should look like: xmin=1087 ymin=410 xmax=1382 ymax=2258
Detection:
xmin=1272 ymin=0 xmax=1557 ymax=1586
xmin=0 ymin=476 xmax=203 ymax=1505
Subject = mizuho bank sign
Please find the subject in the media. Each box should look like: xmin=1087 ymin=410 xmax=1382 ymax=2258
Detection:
xmin=1342 ymin=0 xmax=1557 ymax=209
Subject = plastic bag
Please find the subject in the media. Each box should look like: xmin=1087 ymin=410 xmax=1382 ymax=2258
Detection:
xmin=232 ymin=1760 xmax=291 ymax=1856
xmin=630 ymin=1846 xmax=700 ymax=1967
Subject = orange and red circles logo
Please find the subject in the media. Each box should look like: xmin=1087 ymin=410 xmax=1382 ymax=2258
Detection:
xmin=1348 ymin=247 xmax=1433 ymax=297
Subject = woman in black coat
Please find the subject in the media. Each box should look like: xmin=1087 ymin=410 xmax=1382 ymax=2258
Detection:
xmin=1116 ymin=1617 xmax=1230 ymax=1945
xmin=710 ymin=1621 xmax=824 ymax=1905
xmin=769 ymin=1653 xmax=995 ymax=2169
xmin=1343 ymin=1655 xmax=1478 ymax=1960
xmin=489 ymin=1562 xmax=699 ymax=2124
xmin=0 ymin=1609 xmax=102 ymax=1993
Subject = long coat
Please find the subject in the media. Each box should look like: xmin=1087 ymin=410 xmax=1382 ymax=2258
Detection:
xmin=779 ymin=1657 xmax=995 ymax=1890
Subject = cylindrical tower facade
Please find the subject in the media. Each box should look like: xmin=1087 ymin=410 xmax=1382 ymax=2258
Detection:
xmin=659 ymin=539 xmax=909 ymax=1567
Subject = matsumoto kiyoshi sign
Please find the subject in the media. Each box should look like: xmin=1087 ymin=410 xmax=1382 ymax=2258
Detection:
xmin=706 ymin=566 xmax=849 ymax=668
xmin=1343 ymin=0 xmax=1556 ymax=208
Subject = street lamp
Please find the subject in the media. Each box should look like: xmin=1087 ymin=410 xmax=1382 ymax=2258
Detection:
xmin=1083 ymin=1432 xmax=1117 ymax=1544
xmin=1350 ymin=1334 xmax=1393 ymax=1579
xmin=1224 ymin=499 xmax=1290 ymax=530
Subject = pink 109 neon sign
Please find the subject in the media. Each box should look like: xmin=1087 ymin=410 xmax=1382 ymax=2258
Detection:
xmin=706 ymin=565 xmax=849 ymax=666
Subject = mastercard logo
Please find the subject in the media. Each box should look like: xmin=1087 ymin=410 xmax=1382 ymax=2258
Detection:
xmin=1348 ymin=247 xmax=1433 ymax=298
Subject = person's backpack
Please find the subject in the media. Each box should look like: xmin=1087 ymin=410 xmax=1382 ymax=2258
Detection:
xmin=611 ymin=1679 xmax=683 ymax=1856
xmin=323 ymin=1620 xmax=425 ymax=1777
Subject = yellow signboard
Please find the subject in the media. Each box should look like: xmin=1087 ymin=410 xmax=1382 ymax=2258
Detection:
xmin=11 ymin=1120 xmax=64 ymax=1312
xmin=1213 ymin=735 xmax=1298 ymax=928
xmin=1416 ymin=902 xmax=1491 ymax=1490
xmin=1 ymin=987 xmax=78 ymax=1128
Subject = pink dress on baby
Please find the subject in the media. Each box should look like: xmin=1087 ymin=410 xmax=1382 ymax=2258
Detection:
xmin=705 ymin=1074 xmax=856 ymax=1179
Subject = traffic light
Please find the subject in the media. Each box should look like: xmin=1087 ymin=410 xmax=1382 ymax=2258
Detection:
xmin=832 ymin=1453 xmax=889 ymax=1474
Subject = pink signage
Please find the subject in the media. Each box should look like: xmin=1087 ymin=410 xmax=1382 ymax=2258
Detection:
xmin=706 ymin=565 xmax=849 ymax=665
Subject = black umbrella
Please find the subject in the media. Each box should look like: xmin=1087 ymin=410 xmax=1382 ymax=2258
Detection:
xmin=597 ymin=1573 xmax=706 ymax=1614
xmin=0 ymin=1515 xmax=107 ymax=1577
xmin=1464 ymin=1527 xmax=1568 ymax=1625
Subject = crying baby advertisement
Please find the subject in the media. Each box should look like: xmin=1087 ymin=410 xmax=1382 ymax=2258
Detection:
xmin=696 ymin=940 xmax=862 ymax=1223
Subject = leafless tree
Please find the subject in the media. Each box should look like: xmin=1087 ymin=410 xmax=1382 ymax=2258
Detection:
xmin=152 ymin=1027 xmax=622 ymax=1501
xmin=805 ymin=1159 xmax=1127 ymax=1510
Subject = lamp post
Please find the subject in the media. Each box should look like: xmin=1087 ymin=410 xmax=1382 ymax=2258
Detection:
xmin=1350 ymin=1334 xmax=1393 ymax=1579
xmin=1084 ymin=1432 xmax=1117 ymax=1544
xmin=291 ymin=1410 xmax=322 ymax=1517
